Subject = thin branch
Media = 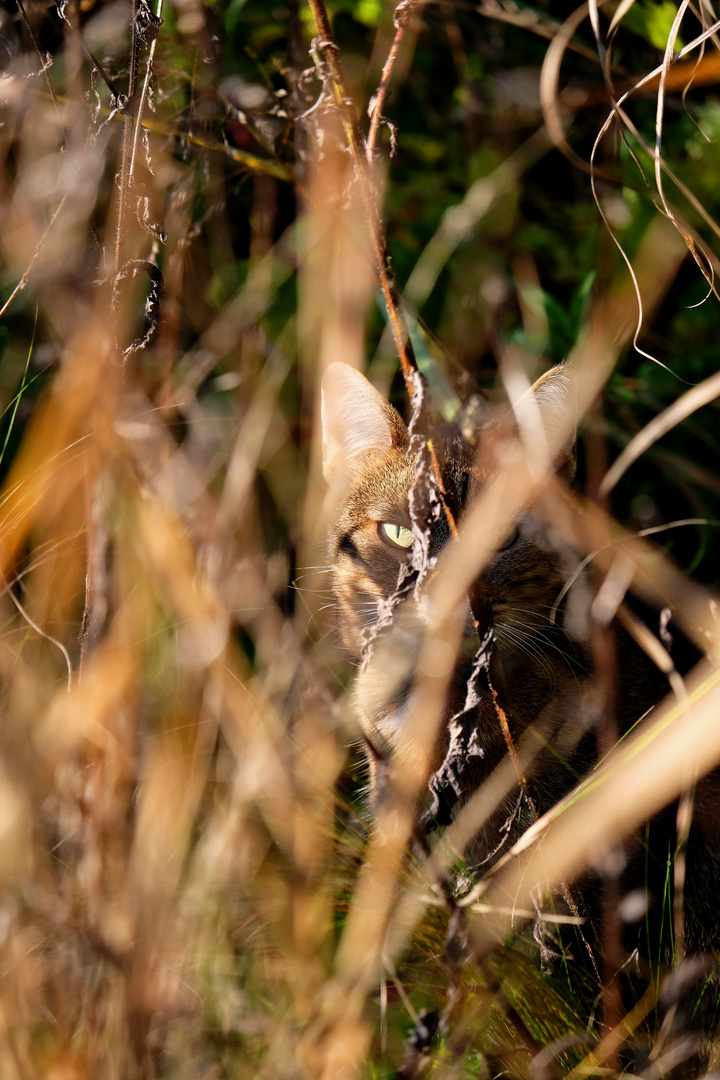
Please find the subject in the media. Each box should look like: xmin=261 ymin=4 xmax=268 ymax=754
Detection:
xmin=306 ymin=0 xmax=420 ymax=398
xmin=366 ymin=1 xmax=419 ymax=163
xmin=85 ymin=45 xmax=125 ymax=100
xmin=0 ymin=196 xmax=68 ymax=321
xmin=15 ymin=0 xmax=62 ymax=124
xmin=115 ymin=0 xmax=142 ymax=273
xmin=129 ymin=0 xmax=164 ymax=183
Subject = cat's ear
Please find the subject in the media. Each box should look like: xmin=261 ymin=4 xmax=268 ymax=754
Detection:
xmin=321 ymin=363 xmax=408 ymax=481
xmin=527 ymin=364 xmax=576 ymax=480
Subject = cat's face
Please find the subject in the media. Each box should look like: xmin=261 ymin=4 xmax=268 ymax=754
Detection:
xmin=321 ymin=362 xmax=581 ymax=670
xmin=320 ymin=362 xmax=591 ymax=824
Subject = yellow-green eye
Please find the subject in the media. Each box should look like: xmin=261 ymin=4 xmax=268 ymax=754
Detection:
xmin=379 ymin=522 xmax=413 ymax=549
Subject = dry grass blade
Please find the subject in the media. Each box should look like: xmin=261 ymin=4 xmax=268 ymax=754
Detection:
xmin=600 ymin=368 xmax=720 ymax=495
xmin=306 ymin=0 xmax=421 ymax=398
xmin=467 ymin=660 xmax=720 ymax=943
xmin=540 ymin=0 xmax=616 ymax=179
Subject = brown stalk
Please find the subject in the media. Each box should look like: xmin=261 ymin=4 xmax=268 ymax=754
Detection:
xmin=366 ymin=1 xmax=419 ymax=163
xmin=115 ymin=0 xmax=141 ymax=273
xmin=306 ymin=0 xmax=503 ymax=775
xmin=129 ymin=0 xmax=164 ymax=183
xmin=0 ymin=195 xmax=68 ymax=321
xmin=584 ymin=395 xmax=623 ymax=1052
xmin=15 ymin=0 xmax=62 ymax=120
xmin=306 ymin=0 xmax=419 ymax=396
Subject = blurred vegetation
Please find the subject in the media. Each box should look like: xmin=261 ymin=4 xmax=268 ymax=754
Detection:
xmin=1 ymin=0 xmax=720 ymax=1077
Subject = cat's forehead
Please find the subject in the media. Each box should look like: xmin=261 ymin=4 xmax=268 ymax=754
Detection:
xmin=339 ymin=448 xmax=414 ymax=527
xmin=334 ymin=421 xmax=483 ymax=533
xmin=429 ymin=421 xmax=476 ymax=478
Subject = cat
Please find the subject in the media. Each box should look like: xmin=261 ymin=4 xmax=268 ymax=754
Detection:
xmin=321 ymin=362 xmax=588 ymax=831
xmin=320 ymin=360 xmax=719 ymax=976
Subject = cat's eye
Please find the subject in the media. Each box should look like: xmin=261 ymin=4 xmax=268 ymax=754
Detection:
xmin=379 ymin=522 xmax=414 ymax=549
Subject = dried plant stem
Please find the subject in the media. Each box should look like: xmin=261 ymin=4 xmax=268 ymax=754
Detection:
xmin=86 ymin=46 xmax=123 ymax=99
xmin=115 ymin=0 xmax=142 ymax=272
xmin=8 ymin=587 xmax=72 ymax=689
xmin=564 ymin=987 xmax=659 ymax=1080
xmin=366 ymin=1 xmax=419 ymax=162
xmin=0 ymin=195 xmax=68 ymax=321
xmin=129 ymin=0 xmax=164 ymax=183
xmin=431 ymin=429 xmax=594 ymax=983
xmin=306 ymin=0 xmax=419 ymax=396
xmin=79 ymin=472 xmax=109 ymax=676
xmin=600 ymin=367 xmax=720 ymax=496
xmin=540 ymin=0 xmax=617 ymax=180
xmin=674 ymin=785 xmax=694 ymax=961
xmin=15 ymin=0 xmax=63 ymax=126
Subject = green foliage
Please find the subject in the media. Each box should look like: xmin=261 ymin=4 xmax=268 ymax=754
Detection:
xmin=621 ymin=0 xmax=684 ymax=51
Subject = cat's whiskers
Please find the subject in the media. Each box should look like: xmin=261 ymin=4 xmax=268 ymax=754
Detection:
xmin=352 ymin=607 xmax=382 ymax=629
xmin=292 ymin=587 xmax=336 ymax=602
xmin=497 ymin=617 xmax=583 ymax=669
xmin=500 ymin=604 xmax=590 ymax=666
xmin=293 ymin=566 xmax=335 ymax=587
xmin=316 ymin=602 xmax=341 ymax=615
xmin=292 ymin=568 xmax=338 ymax=618
xmin=494 ymin=623 xmax=560 ymax=687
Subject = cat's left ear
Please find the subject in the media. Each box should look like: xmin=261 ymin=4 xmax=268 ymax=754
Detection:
xmin=527 ymin=364 xmax=576 ymax=480
xmin=321 ymin=363 xmax=408 ymax=481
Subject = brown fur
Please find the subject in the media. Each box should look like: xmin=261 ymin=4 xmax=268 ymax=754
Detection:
xmin=321 ymin=363 xmax=718 ymax=975
xmin=321 ymin=363 xmax=595 ymax=831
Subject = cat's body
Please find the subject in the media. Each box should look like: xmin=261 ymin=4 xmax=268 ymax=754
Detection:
xmin=321 ymin=361 xmax=717 ymax=970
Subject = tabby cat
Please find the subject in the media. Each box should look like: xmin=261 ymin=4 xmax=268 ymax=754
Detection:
xmin=321 ymin=361 xmax=719 ymax=967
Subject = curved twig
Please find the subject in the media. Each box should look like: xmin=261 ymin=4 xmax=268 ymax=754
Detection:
xmin=366 ymin=1 xmax=419 ymax=163
xmin=600 ymin=370 xmax=720 ymax=496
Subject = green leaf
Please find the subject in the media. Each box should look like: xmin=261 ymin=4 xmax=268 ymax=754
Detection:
xmin=621 ymin=0 xmax=683 ymax=52
xmin=225 ymin=0 xmax=250 ymax=37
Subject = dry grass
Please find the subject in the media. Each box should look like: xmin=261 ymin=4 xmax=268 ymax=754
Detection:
xmin=1 ymin=1 xmax=720 ymax=1077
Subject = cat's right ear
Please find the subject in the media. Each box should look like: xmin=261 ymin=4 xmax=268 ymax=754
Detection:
xmin=321 ymin=363 xmax=408 ymax=482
